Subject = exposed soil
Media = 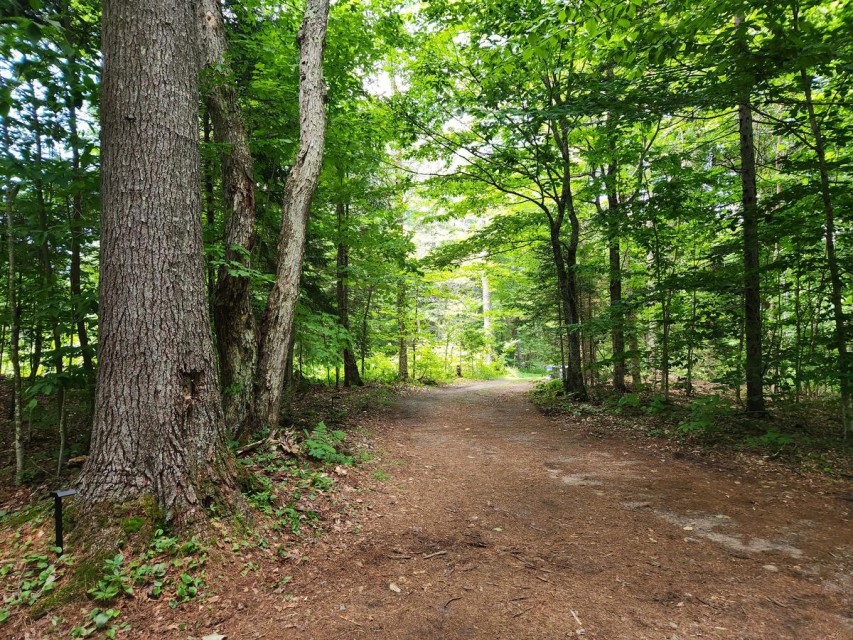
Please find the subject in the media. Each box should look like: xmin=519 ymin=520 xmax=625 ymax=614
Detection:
xmin=11 ymin=380 xmax=853 ymax=639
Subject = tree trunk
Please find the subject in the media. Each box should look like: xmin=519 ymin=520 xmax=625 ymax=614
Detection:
xmin=3 ymin=123 xmax=23 ymax=485
xmin=628 ymin=310 xmax=642 ymax=390
xmin=199 ymin=0 xmax=259 ymax=437
xmin=337 ymin=198 xmax=362 ymax=387
xmin=80 ymin=0 xmax=237 ymax=523
xmin=66 ymin=60 xmax=94 ymax=377
xmin=253 ymin=0 xmax=330 ymax=432
xmin=546 ymin=114 xmax=587 ymax=399
xmin=31 ymin=99 xmax=69 ymax=457
xmin=29 ymin=323 xmax=42 ymax=384
xmin=605 ymin=162 xmax=627 ymax=394
xmin=799 ymin=65 xmax=851 ymax=437
xmin=735 ymin=18 xmax=765 ymax=414
xmin=482 ymin=273 xmax=493 ymax=366
xmin=397 ymin=280 xmax=408 ymax=380
xmin=412 ymin=284 xmax=420 ymax=379
xmin=550 ymin=224 xmax=587 ymax=399
xmin=360 ymin=285 xmax=373 ymax=376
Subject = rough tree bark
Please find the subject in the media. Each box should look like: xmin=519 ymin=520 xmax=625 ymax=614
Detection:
xmin=337 ymin=197 xmax=363 ymax=387
xmin=79 ymin=0 xmax=237 ymax=523
xmin=199 ymin=0 xmax=259 ymax=437
xmin=735 ymin=16 xmax=765 ymax=415
xmin=253 ymin=0 xmax=331 ymax=432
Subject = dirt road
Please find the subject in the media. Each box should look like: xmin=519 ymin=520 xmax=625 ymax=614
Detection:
xmin=226 ymin=380 xmax=851 ymax=639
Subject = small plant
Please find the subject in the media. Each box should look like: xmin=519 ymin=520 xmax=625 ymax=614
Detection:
xmin=149 ymin=530 xmax=179 ymax=556
xmin=616 ymin=393 xmax=641 ymax=413
xmin=373 ymin=471 xmax=390 ymax=481
xmin=745 ymin=430 xmax=796 ymax=452
xmin=71 ymin=607 xmax=122 ymax=638
xmin=8 ymin=552 xmax=71 ymax=608
xmin=678 ymin=395 xmax=729 ymax=435
xmin=245 ymin=474 xmax=277 ymax=513
xmin=642 ymin=395 xmax=670 ymax=416
xmin=271 ymin=575 xmax=293 ymax=593
xmin=302 ymin=422 xmax=353 ymax=466
xmin=129 ymin=561 xmax=167 ymax=597
xmin=172 ymin=572 xmax=204 ymax=604
xmin=89 ymin=554 xmax=133 ymax=602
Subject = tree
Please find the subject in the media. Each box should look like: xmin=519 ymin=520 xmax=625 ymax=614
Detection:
xmin=253 ymin=0 xmax=331 ymax=431
xmin=734 ymin=15 xmax=766 ymax=415
xmin=79 ymin=0 xmax=236 ymax=522
xmin=199 ymin=0 xmax=260 ymax=437
xmin=2 ymin=121 xmax=23 ymax=485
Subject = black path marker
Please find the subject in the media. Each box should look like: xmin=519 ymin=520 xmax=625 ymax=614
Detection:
xmin=50 ymin=489 xmax=77 ymax=554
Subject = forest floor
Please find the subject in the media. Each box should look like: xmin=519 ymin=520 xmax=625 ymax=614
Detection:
xmin=7 ymin=379 xmax=853 ymax=639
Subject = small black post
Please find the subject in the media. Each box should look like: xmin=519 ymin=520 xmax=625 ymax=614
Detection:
xmin=50 ymin=489 xmax=77 ymax=554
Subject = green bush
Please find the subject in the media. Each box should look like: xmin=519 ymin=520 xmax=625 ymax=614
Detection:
xmin=678 ymin=395 xmax=730 ymax=435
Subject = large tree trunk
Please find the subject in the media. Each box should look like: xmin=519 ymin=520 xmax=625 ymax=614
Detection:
xmin=735 ymin=18 xmax=765 ymax=415
xmin=199 ymin=0 xmax=259 ymax=437
xmin=253 ymin=0 xmax=330 ymax=432
xmin=337 ymin=198 xmax=362 ymax=387
xmin=3 ymin=123 xmax=23 ymax=486
xmin=80 ymin=0 xmax=236 ymax=523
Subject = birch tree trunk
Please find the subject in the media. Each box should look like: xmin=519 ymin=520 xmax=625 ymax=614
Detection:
xmin=253 ymin=0 xmax=330 ymax=432
xmin=79 ymin=0 xmax=236 ymax=523
xmin=199 ymin=0 xmax=259 ymax=437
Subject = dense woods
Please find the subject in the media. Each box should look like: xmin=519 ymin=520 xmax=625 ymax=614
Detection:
xmin=0 ymin=0 xmax=851 ymax=516
xmin=1 ymin=0 xmax=852 ymax=637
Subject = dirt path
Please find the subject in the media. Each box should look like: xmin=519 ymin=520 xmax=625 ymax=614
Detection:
xmin=226 ymin=380 xmax=851 ymax=639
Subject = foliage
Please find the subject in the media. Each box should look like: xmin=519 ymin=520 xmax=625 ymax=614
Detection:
xmin=302 ymin=422 xmax=352 ymax=466
xmin=678 ymin=396 xmax=731 ymax=435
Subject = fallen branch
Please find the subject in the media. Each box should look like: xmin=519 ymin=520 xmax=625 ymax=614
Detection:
xmin=236 ymin=429 xmax=279 ymax=456
xmin=424 ymin=550 xmax=448 ymax=559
